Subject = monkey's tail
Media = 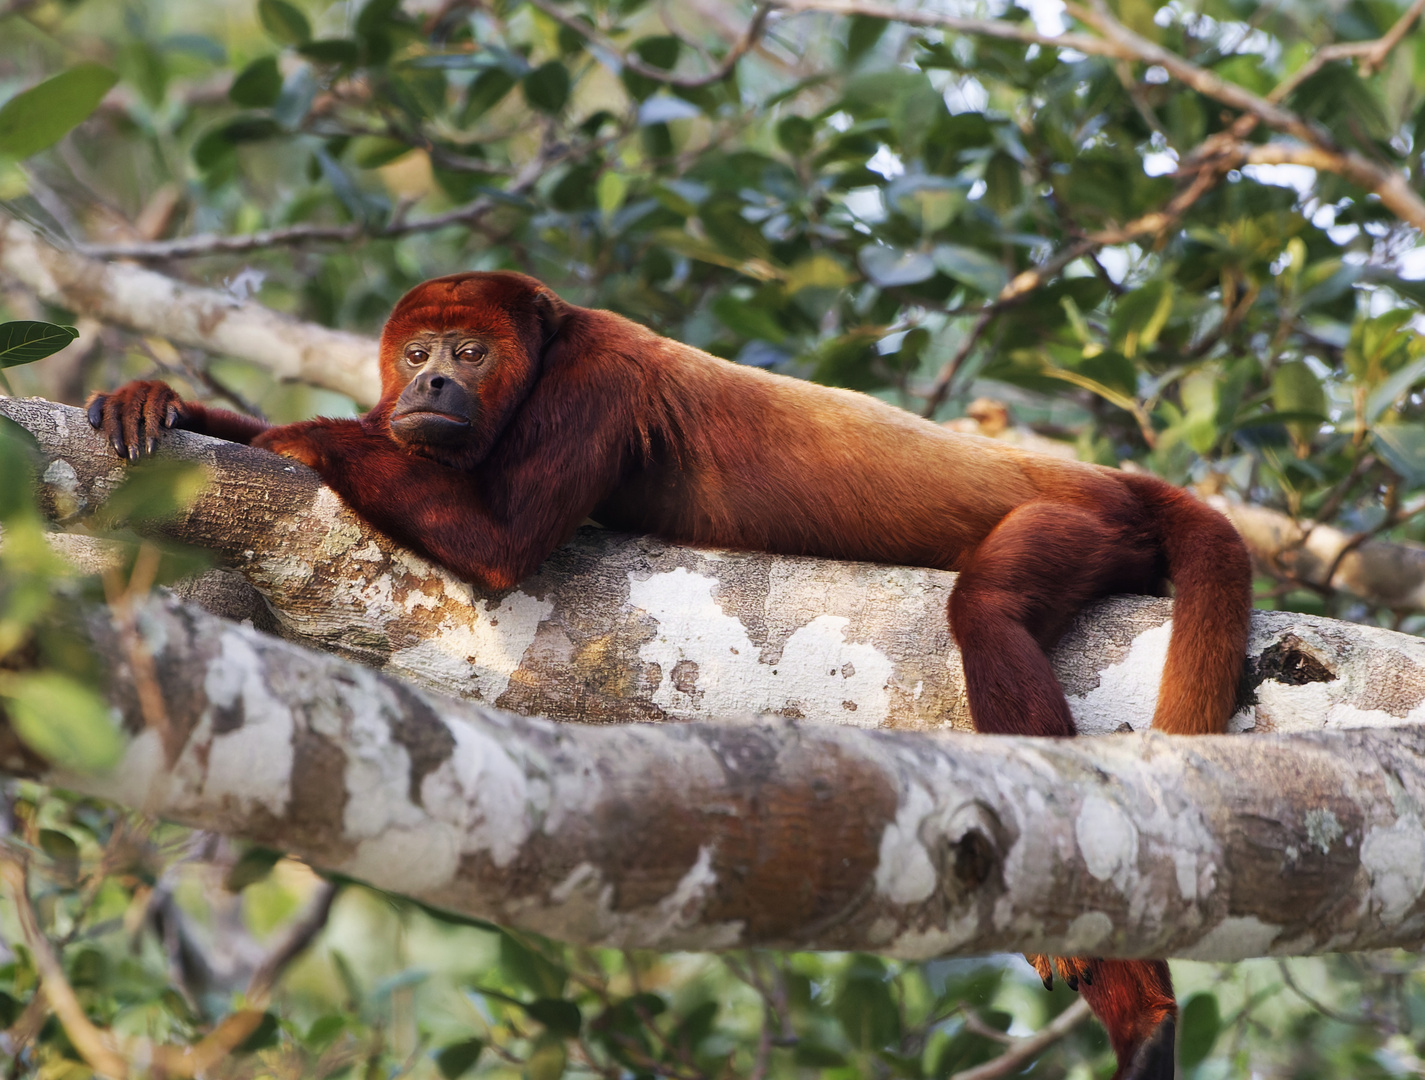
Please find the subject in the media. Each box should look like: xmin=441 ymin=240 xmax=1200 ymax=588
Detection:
xmin=1123 ymin=474 xmax=1252 ymax=735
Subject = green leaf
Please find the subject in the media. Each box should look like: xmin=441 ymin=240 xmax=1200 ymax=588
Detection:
xmin=463 ymin=67 xmax=517 ymax=121
xmin=0 ymin=64 xmax=119 ymax=159
xmin=235 ymin=1011 xmax=281 ymax=1053
xmin=777 ymin=115 xmax=815 ymax=156
xmin=435 ymin=1037 xmax=485 ymax=1079
xmin=527 ymin=998 xmax=582 ymax=1037
xmin=785 ymin=254 xmax=853 ymax=294
xmin=225 ymin=845 xmax=283 ymax=891
xmin=1374 ymin=423 xmax=1425 ymax=484
xmin=0 ymin=321 xmax=79 ymax=368
xmin=498 ymin=931 xmax=566 ymax=998
xmin=525 ymin=1033 xmax=566 ymax=1080
xmin=351 ymin=135 xmax=412 ymax=168
xmin=1178 ymin=992 xmax=1221 ymax=1068
xmin=229 ymin=55 xmax=283 ymax=107
xmin=39 ymin=828 xmax=80 ymax=887
xmin=1 ymin=671 xmax=123 ymax=773
xmin=846 ymin=14 xmax=889 ymax=64
xmin=932 ymin=244 xmax=1007 ymax=296
xmin=523 ymin=61 xmax=570 ymax=114
xmin=297 ymin=39 xmax=361 ymax=67
xmin=860 ymin=244 xmax=935 ymax=287
xmin=1272 ymin=360 xmax=1327 ymax=450
xmin=835 ymin=975 xmax=900 ymax=1050
xmin=193 ymin=115 xmax=283 ymax=169
xmin=258 ymin=0 xmax=311 ymax=45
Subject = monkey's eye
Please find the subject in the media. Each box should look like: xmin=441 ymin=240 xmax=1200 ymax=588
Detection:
xmin=457 ymin=344 xmax=488 ymax=363
xmin=405 ymin=348 xmax=429 ymax=365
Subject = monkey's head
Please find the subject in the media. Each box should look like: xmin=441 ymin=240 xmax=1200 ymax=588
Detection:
xmin=378 ymin=271 xmax=568 ymax=466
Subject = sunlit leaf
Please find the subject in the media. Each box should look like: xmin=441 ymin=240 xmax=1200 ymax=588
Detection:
xmin=0 ymin=64 xmax=118 ymax=159
xmin=0 ymin=321 xmax=78 ymax=368
xmin=1 ymin=671 xmax=122 ymax=773
xmin=258 ymin=0 xmax=311 ymax=45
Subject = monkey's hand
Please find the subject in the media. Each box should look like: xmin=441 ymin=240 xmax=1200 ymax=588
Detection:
xmin=86 ymin=380 xmax=188 ymax=460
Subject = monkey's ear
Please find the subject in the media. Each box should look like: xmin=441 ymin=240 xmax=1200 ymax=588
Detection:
xmin=531 ymin=285 xmax=569 ymax=348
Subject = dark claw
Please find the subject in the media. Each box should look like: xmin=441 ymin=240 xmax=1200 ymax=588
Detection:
xmin=111 ymin=436 xmax=124 ymax=457
xmin=127 ymin=444 xmax=139 ymax=461
xmin=165 ymin=403 xmax=178 ymax=427
xmin=147 ymin=436 xmax=157 ymax=454
xmin=1066 ymin=975 xmax=1079 ymax=992
xmin=1080 ymin=967 xmax=1093 ymax=987
xmin=87 ymin=397 xmax=105 ymax=428
xmin=1041 ymin=974 xmax=1053 ymax=992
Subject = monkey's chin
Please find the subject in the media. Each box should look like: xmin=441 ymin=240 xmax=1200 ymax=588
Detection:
xmin=390 ymin=411 xmax=471 ymax=446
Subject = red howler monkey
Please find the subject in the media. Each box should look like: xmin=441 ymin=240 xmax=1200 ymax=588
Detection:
xmin=89 ymin=271 xmax=1251 ymax=1080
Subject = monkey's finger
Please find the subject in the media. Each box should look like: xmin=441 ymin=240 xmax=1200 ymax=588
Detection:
xmin=121 ymin=389 xmax=148 ymax=461
xmin=141 ymin=387 xmax=175 ymax=455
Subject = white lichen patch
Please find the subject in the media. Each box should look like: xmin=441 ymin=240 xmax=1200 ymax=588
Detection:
xmin=874 ymin=783 xmax=938 ymax=905
xmin=1063 ymin=910 xmax=1114 ymax=953
xmin=1068 ymin=622 xmax=1170 ymax=734
xmin=202 ymin=631 xmax=294 ymax=818
xmin=1180 ymin=915 xmax=1282 ymax=960
xmin=1361 ymin=819 xmax=1425 ymax=923
xmin=1075 ymin=795 xmax=1138 ymax=893
xmin=389 ymin=590 xmax=553 ymax=701
xmin=420 ymin=716 xmax=534 ymax=868
xmin=629 ymin=568 xmax=894 ymax=725
xmin=344 ymin=826 xmax=461 ymax=893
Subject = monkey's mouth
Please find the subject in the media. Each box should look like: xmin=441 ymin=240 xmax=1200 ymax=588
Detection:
xmin=392 ymin=409 xmax=470 ymax=426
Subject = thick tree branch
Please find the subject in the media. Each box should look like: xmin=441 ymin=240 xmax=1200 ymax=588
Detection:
xmin=10 ymin=590 xmax=1425 ymax=961
xmin=7 ymin=396 xmax=1425 ymax=741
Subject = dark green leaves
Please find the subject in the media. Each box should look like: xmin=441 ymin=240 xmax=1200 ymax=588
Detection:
xmin=0 ymin=64 xmax=118 ymax=159
xmin=435 ymin=1038 xmax=485 ymax=1078
xmin=523 ymin=61 xmax=570 ymax=114
xmin=229 ymin=55 xmax=283 ymax=107
xmin=0 ymin=321 xmax=79 ymax=368
xmin=1178 ymin=992 xmax=1221 ymax=1069
xmin=258 ymin=0 xmax=311 ymax=45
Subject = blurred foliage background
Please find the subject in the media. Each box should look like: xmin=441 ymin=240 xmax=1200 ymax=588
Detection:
xmin=3 ymin=0 xmax=1425 ymax=1074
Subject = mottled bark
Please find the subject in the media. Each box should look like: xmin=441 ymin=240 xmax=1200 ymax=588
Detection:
xmin=6 ymin=396 xmax=1425 ymax=737
xmin=8 ymin=591 xmax=1425 ymax=961
xmin=0 ymin=218 xmax=379 ymax=404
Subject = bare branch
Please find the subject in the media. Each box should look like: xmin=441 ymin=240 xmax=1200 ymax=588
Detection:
xmin=0 ymin=216 xmax=381 ymax=403
xmin=949 ymin=999 xmax=1094 ymax=1080
xmin=527 ymin=0 xmax=773 ymax=88
xmin=0 ymin=856 xmax=129 ymax=1078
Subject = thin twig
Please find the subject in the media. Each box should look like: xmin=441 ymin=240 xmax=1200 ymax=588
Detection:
xmin=948 ymin=998 xmax=1094 ymax=1080
xmin=0 ymin=855 xmax=129 ymax=1078
xmin=528 ymin=0 xmax=773 ymax=88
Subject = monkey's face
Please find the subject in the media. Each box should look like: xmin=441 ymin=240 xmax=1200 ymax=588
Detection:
xmin=378 ymin=272 xmax=566 ymax=466
xmin=388 ymin=332 xmax=487 ymax=447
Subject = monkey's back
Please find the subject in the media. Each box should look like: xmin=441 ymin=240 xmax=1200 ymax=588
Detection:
xmin=585 ymin=314 xmax=1136 ymax=572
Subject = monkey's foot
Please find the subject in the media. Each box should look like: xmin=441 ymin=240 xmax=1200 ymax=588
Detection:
xmin=1025 ymin=954 xmax=1095 ymax=992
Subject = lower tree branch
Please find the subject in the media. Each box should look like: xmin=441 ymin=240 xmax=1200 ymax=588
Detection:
xmin=8 ymin=591 xmax=1425 ymax=961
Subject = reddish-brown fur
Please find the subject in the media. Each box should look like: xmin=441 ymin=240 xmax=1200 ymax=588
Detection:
xmin=89 ymin=271 xmax=1253 ymax=1079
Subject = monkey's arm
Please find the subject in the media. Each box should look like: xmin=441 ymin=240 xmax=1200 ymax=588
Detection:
xmin=87 ymin=380 xmax=269 ymax=459
xmin=254 ymin=417 xmax=614 ymax=591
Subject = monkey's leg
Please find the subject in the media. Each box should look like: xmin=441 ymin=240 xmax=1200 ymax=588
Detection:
xmin=949 ymin=502 xmax=1173 ymax=1079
